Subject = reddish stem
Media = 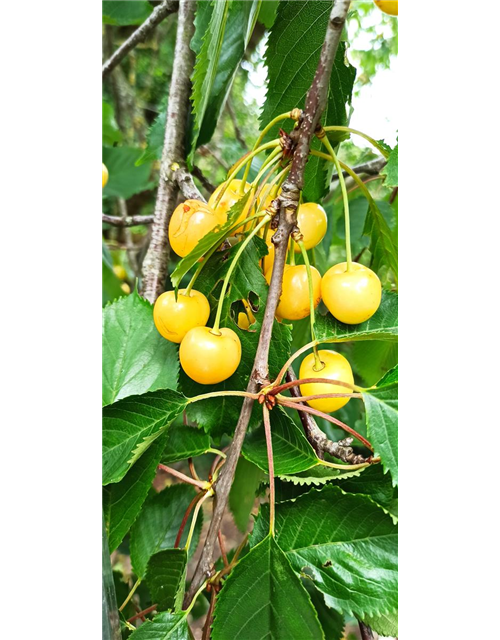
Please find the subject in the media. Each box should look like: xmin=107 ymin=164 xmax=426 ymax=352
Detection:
xmin=269 ymin=377 xmax=357 ymax=396
xmin=218 ymin=530 xmax=229 ymax=567
xmin=284 ymin=392 xmax=362 ymax=402
xmin=157 ymin=463 xmax=207 ymax=489
xmin=174 ymin=491 xmax=205 ymax=548
xmin=188 ymin=457 xmax=200 ymax=481
xmin=263 ymin=405 xmax=275 ymax=535
xmin=127 ymin=603 xmax=158 ymax=623
xmin=202 ymin=587 xmax=218 ymax=640
xmin=277 ymin=398 xmax=373 ymax=451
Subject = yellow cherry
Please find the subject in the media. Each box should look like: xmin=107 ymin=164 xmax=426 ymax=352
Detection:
xmin=299 ymin=350 xmax=354 ymax=413
xmin=113 ymin=265 xmax=127 ymax=281
xmin=374 ymin=0 xmax=398 ymax=16
xmin=265 ymin=264 xmax=322 ymax=321
xmin=179 ymin=326 xmax=242 ymax=384
xmin=153 ymin=289 xmax=210 ymax=344
xmin=237 ymin=299 xmax=256 ymax=330
xmin=208 ymin=179 xmax=253 ymax=233
xmin=169 ymin=200 xmax=226 ymax=257
xmin=322 ymin=262 xmax=382 ymax=325
xmin=294 ymin=202 xmax=328 ymax=252
xmin=102 ymin=163 xmax=109 ymax=188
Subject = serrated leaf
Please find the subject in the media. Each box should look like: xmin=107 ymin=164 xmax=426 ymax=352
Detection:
xmin=243 ymin=406 xmax=318 ymax=475
xmin=261 ymin=0 xmax=356 ymax=201
xmin=104 ymin=430 xmax=169 ymax=552
xmin=182 ymin=237 xmax=291 ymax=437
xmin=212 ymin=534 xmax=325 ymax=640
xmin=188 ymin=1 xmax=260 ymax=153
xmin=102 ymin=389 xmax=188 ymax=485
xmin=102 ymin=101 xmax=122 ymax=145
xmin=315 ymin=291 xmax=398 ymax=343
xmin=363 ymin=194 xmax=398 ymax=283
xmin=161 ymin=424 xmax=211 ymax=464
xmin=128 ymin=610 xmax=189 ymax=640
xmin=363 ymin=371 xmax=398 ymax=486
xmin=130 ymin=484 xmax=203 ymax=579
xmin=305 ymin=583 xmax=345 ymax=640
xmin=377 ymin=364 xmax=398 ymax=387
xmin=229 ymin=457 xmax=264 ymax=533
xmin=279 ymin=465 xmax=364 ymax=487
xmin=136 ymin=110 xmax=167 ymax=165
xmin=362 ymin=610 xmax=398 ymax=638
xmin=103 ymin=289 xmax=179 ymax=406
xmin=145 ymin=548 xmax=187 ymax=612
xmin=382 ymin=144 xmax=398 ymax=188
xmin=258 ymin=0 xmax=278 ymax=27
xmin=252 ymin=486 xmax=398 ymax=618
xmin=102 ymin=1 xmax=152 ymax=25
xmin=187 ymin=0 xmax=230 ymax=165
xmin=351 ymin=340 xmax=398 ymax=387
xmin=102 ymin=146 xmax=154 ymax=199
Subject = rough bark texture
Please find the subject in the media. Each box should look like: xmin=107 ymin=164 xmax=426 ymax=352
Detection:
xmin=334 ymin=156 xmax=387 ymax=180
xmin=102 ymin=0 xmax=179 ymax=79
xmin=140 ymin=0 xmax=196 ymax=303
xmin=184 ymin=0 xmax=352 ymax=606
xmin=102 ymin=213 xmax=155 ymax=227
xmin=174 ymin=164 xmax=206 ymax=202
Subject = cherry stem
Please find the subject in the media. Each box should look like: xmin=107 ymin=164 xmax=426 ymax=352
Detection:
xmin=298 ymin=240 xmax=321 ymax=367
xmin=277 ymin=398 xmax=373 ymax=451
xmin=262 ymin=404 xmax=275 ymax=537
xmin=319 ymin=459 xmax=373 ymax=471
xmin=279 ymin=392 xmax=362 ymax=402
xmin=127 ymin=603 xmax=158 ymax=624
xmin=188 ymin=390 xmax=259 ymax=404
xmin=322 ymin=125 xmax=390 ymax=158
xmin=188 ymin=458 xmax=200 ymax=482
xmin=212 ymin=215 xmax=271 ymax=333
xmin=215 ymin=140 xmax=280 ymax=208
xmin=272 ymin=339 xmax=320 ymax=388
xmin=185 ymin=489 xmax=213 ymax=552
xmin=242 ymin=110 xmax=297 ymax=185
xmin=157 ymin=464 xmax=209 ymax=490
xmin=270 ymin=376 xmax=358 ymax=396
xmin=119 ymin=578 xmax=142 ymax=612
xmin=320 ymin=136 xmax=351 ymax=270
xmin=175 ymin=491 xmax=205 ymax=548
xmin=218 ymin=530 xmax=229 ymax=567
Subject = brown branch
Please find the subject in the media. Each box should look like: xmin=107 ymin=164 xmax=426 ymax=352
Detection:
xmin=359 ymin=621 xmax=375 ymax=640
xmin=192 ymin=165 xmax=216 ymax=194
xmin=102 ymin=0 xmax=179 ymax=79
xmin=183 ymin=0 xmax=352 ymax=607
xmin=102 ymin=213 xmax=155 ymax=227
xmin=332 ymin=156 xmax=387 ymax=181
xmin=173 ymin=164 xmax=207 ymax=202
xmin=127 ymin=604 xmax=158 ymax=623
xmin=140 ymin=0 xmax=197 ymax=303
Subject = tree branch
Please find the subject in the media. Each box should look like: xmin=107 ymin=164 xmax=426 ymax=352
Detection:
xmin=332 ymin=156 xmax=387 ymax=181
xmin=359 ymin=621 xmax=375 ymax=640
xmin=140 ymin=0 xmax=196 ymax=303
xmin=173 ymin=164 xmax=206 ymax=202
xmin=102 ymin=213 xmax=155 ymax=227
xmin=192 ymin=165 xmax=216 ymax=194
xmin=102 ymin=0 xmax=179 ymax=79
xmin=184 ymin=0 xmax=352 ymax=607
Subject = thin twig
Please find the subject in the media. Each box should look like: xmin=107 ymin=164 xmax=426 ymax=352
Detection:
xmin=102 ymin=213 xmax=155 ymax=227
xmin=359 ymin=621 xmax=375 ymax=640
xmin=192 ymin=165 xmax=216 ymax=194
xmin=184 ymin=0 xmax=352 ymax=606
xmin=331 ymin=156 xmax=387 ymax=181
xmin=102 ymin=0 xmax=179 ymax=79
xmin=173 ymin=164 xmax=206 ymax=202
xmin=218 ymin=531 xmax=229 ymax=567
xmin=140 ymin=0 xmax=197 ymax=303
xmin=127 ymin=603 xmax=158 ymax=623
xmin=157 ymin=463 xmax=207 ymax=490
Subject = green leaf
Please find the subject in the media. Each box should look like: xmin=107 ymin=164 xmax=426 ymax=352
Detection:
xmin=102 ymin=146 xmax=153 ymax=200
xmin=161 ymin=424 xmax=211 ymax=464
xmin=104 ymin=430 xmax=169 ymax=552
xmin=279 ymin=465 xmax=365 ymax=487
xmin=363 ymin=196 xmax=398 ymax=282
xmin=363 ymin=368 xmax=398 ymax=486
xmin=229 ymin=457 xmax=264 ymax=533
xmin=261 ymin=0 xmax=356 ymax=201
xmin=351 ymin=340 xmax=398 ymax=387
xmin=315 ymin=291 xmax=398 ymax=343
xmin=102 ymin=1 xmax=152 ymax=26
xmin=102 ymin=243 xmax=126 ymax=306
xmin=258 ymin=0 xmax=278 ymax=27
xmin=187 ymin=0 xmax=230 ymax=165
xmin=136 ymin=111 xmax=166 ymax=165
xmin=252 ymin=486 xmax=398 ymax=618
xmin=102 ymin=389 xmax=188 ymax=485
xmin=305 ymin=583 xmax=345 ymax=640
xmin=189 ymin=1 xmax=261 ymax=153
xmin=145 ymin=548 xmax=187 ymax=612
xmin=332 ymin=464 xmax=396 ymax=512
xmin=382 ymin=144 xmax=398 ymax=188
xmin=181 ymin=237 xmax=291 ymax=437
xmin=102 ymin=290 xmax=179 ymax=406
xmin=130 ymin=484 xmax=203 ymax=578
xmin=212 ymin=534 xmax=325 ymax=640
xmin=102 ymin=101 xmax=122 ymax=145
xmin=243 ymin=407 xmax=318 ymax=475
xmin=361 ymin=610 xmax=398 ymax=637
xmin=128 ymin=610 xmax=189 ymax=639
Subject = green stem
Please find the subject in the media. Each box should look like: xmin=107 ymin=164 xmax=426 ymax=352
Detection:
xmin=119 ymin=578 xmax=142 ymax=612
xmin=262 ymin=405 xmax=275 ymax=537
xmin=320 ymin=136 xmax=351 ymax=270
xmin=212 ymin=215 xmax=271 ymax=333
xmin=185 ymin=489 xmax=213 ymax=553
xmin=250 ymin=146 xmax=282 ymax=186
xmin=319 ymin=459 xmax=371 ymax=471
xmin=206 ymin=447 xmax=227 ymax=459
xmin=184 ymin=580 xmax=209 ymax=616
xmin=214 ymin=140 xmax=280 ymax=208
xmin=242 ymin=111 xmax=295 ymax=185
xmin=338 ymin=160 xmax=377 ymax=208
xmin=288 ymin=242 xmax=295 ymax=265
xmin=188 ymin=390 xmax=258 ymax=404
xmin=298 ymin=240 xmax=321 ymax=369
xmin=322 ymin=125 xmax=390 ymax=158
